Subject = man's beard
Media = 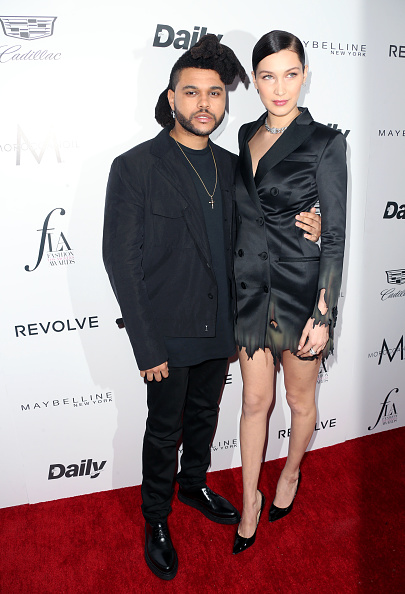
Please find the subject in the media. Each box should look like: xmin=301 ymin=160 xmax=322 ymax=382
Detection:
xmin=173 ymin=106 xmax=225 ymax=137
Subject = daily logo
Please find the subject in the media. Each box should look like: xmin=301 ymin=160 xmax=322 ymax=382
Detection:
xmin=0 ymin=16 xmax=61 ymax=63
xmin=383 ymin=202 xmax=405 ymax=220
xmin=48 ymin=458 xmax=106 ymax=480
xmin=25 ymin=208 xmax=74 ymax=271
xmin=153 ymin=24 xmax=223 ymax=50
xmin=368 ymin=388 xmax=399 ymax=430
xmin=327 ymin=123 xmax=350 ymax=138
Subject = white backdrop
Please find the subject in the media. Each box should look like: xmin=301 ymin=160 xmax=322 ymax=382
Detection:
xmin=0 ymin=0 xmax=404 ymax=508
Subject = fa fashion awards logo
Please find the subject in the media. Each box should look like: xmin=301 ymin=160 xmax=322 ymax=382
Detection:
xmin=25 ymin=208 xmax=74 ymax=271
xmin=153 ymin=24 xmax=223 ymax=49
xmin=0 ymin=16 xmax=61 ymax=63
xmin=48 ymin=458 xmax=106 ymax=480
xmin=380 ymin=269 xmax=405 ymax=302
xmin=368 ymin=388 xmax=399 ymax=431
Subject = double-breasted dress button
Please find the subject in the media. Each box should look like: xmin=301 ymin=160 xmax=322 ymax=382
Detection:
xmin=270 ymin=187 xmax=279 ymax=197
xmin=208 ymin=293 xmax=213 ymax=299
xmin=259 ymin=252 xmax=268 ymax=260
xmin=238 ymin=249 xmax=244 ymax=257
xmin=263 ymin=285 xmax=269 ymax=293
xmin=241 ymin=282 xmax=247 ymax=289
xmin=257 ymin=217 xmax=264 ymax=226
xmin=206 ymin=262 xmax=211 ymax=269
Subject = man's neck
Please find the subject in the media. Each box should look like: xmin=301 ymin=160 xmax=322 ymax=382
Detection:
xmin=170 ymin=123 xmax=209 ymax=150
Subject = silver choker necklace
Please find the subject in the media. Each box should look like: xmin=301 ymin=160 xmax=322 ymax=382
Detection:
xmin=264 ymin=118 xmax=287 ymax=134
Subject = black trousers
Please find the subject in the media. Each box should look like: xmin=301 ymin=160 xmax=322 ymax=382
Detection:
xmin=141 ymin=358 xmax=228 ymax=524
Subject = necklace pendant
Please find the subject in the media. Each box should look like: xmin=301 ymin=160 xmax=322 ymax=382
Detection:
xmin=209 ymin=197 xmax=215 ymax=209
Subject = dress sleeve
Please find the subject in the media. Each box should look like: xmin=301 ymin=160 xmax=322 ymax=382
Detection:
xmin=102 ymin=157 xmax=168 ymax=370
xmin=312 ymin=132 xmax=347 ymax=328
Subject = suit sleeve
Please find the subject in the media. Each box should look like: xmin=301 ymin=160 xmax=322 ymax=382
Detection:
xmin=312 ymin=132 xmax=347 ymax=328
xmin=102 ymin=157 xmax=168 ymax=371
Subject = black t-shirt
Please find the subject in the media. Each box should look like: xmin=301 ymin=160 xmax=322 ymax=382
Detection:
xmin=164 ymin=140 xmax=235 ymax=367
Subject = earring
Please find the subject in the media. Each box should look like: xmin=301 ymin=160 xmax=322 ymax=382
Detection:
xmin=171 ymin=110 xmax=176 ymax=119
xmin=256 ymin=89 xmax=259 ymax=94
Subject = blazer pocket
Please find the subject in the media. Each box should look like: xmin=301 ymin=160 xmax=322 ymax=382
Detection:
xmin=283 ymin=154 xmax=318 ymax=163
xmin=278 ymin=257 xmax=320 ymax=263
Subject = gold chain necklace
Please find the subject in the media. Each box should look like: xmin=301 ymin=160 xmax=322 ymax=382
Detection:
xmin=171 ymin=136 xmax=218 ymax=209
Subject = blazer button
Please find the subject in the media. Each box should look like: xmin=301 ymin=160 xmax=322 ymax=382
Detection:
xmin=238 ymin=249 xmax=244 ymax=257
xmin=259 ymin=252 xmax=268 ymax=260
xmin=208 ymin=293 xmax=213 ymax=299
xmin=270 ymin=187 xmax=279 ymax=197
xmin=241 ymin=282 xmax=247 ymax=289
xmin=257 ymin=217 xmax=264 ymax=226
xmin=263 ymin=285 xmax=269 ymax=293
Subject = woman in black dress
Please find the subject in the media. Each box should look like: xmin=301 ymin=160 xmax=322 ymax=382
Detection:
xmin=233 ymin=30 xmax=347 ymax=554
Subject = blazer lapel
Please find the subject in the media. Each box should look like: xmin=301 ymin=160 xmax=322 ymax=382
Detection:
xmin=255 ymin=108 xmax=316 ymax=186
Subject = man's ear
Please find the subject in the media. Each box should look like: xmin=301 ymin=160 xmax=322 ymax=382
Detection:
xmin=167 ymin=89 xmax=174 ymax=111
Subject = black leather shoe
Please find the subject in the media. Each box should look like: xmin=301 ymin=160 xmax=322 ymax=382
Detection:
xmin=178 ymin=485 xmax=241 ymax=525
xmin=269 ymin=470 xmax=301 ymax=523
xmin=233 ymin=490 xmax=265 ymax=555
xmin=144 ymin=522 xmax=178 ymax=581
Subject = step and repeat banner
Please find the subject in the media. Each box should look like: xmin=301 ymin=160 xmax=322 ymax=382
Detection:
xmin=0 ymin=0 xmax=403 ymax=508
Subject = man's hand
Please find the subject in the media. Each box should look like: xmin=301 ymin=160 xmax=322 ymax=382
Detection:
xmin=295 ymin=207 xmax=321 ymax=242
xmin=140 ymin=361 xmax=169 ymax=382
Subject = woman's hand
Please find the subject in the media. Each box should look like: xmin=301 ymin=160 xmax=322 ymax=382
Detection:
xmin=295 ymin=207 xmax=321 ymax=242
xmin=297 ymin=289 xmax=329 ymax=356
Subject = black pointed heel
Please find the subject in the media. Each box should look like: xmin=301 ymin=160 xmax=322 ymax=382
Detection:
xmin=232 ymin=490 xmax=265 ymax=555
xmin=269 ymin=470 xmax=301 ymax=523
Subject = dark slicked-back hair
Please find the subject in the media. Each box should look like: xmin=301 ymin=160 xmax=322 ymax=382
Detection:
xmin=252 ymin=30 xmax=305 ymax=74
xmin=155 ymin=34 xmax=247 ymax=128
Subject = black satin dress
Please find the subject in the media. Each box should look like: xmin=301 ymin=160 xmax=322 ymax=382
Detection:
xmin=234 ymin=108 xmax=347 ymax=362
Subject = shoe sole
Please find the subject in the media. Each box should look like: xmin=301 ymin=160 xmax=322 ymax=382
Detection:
xmin=144 ymin=542 xmax=178 ymax=581
xmin=177 ymin=491 xmax=240 ymax=525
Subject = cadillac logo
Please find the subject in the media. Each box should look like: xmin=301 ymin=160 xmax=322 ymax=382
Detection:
xmin=0 ymin=16 xmax=57 ymax=40
xmin=386 ymin=269 xmax=405 ymax=285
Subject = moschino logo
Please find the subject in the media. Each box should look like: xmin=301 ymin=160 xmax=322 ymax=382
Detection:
xmin=153 ymin=24 xmax=222 ymax=49
xmin=368 ymin=336 xmax=405 ymax=364
xmin=48 ymin=458 xmax=106 ymax=480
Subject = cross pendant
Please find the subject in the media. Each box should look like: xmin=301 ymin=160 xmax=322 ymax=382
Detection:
xmin=209 ymin=197 xmax=214 ymax=209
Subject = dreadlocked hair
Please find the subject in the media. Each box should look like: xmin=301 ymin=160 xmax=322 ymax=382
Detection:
xmin=155 ymin=34 xmax=247 ymax=128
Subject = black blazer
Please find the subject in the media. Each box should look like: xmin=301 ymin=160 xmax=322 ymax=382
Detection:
xmin=234 ymin=108 xmax=347 ymax=359
xmin=103 ymin=127 xmax=237 ymax=370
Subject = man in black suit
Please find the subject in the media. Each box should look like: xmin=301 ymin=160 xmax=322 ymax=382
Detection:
xmin=103 ymin=35 xmax=320 ymax=580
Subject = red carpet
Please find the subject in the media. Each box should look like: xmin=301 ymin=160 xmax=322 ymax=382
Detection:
xmin=1 ymin=427 xmax=404 ymax=593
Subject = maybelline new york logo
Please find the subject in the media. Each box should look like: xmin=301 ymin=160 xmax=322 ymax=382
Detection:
xmin=0 ymin=16 xmax=61 ymax=62
xmin=381 ymin=269 xmax=405 ymax=301
xmin=48 ymin=458 xmax=106 ymax=480
xmin=25 ymin=208 xmax=74 ymax=271
xmin=20 ymin=392 xmax=113 ymax=412
xmin=368 ymin=335 xmax=405 ymax=364
xmin=302 ymin=39 xmax=366 ymax=57
xmin=368 ymin=388 xmax=399 ymax=431
xmin=153 ymin=24 xmax=222 ymax=49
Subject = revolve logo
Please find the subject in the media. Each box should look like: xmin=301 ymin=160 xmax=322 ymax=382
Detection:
xmin=15 ymin=317 xmax=99 ymax=337
xmin=48 ymin=458 xmax=106 ymax=480
xmin=25 ymin=208 xmax=74 ymax=272
xmin=0 ymin=16 xmax=61 ymax=63
xmin=389 ymin=45 xmax=405 ymax=58
xmin=368 ymin=388 xmax=398 ymax=431
xmin=383 ymin=202 xmax=405 ymax=220
xmin=153 ymin=24 xmax=222 ymax=50
xmin=278 ymin=418 xmax=336 ymax=439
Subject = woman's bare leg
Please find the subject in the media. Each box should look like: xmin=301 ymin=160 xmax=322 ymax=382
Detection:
xmin=238 ymin=347 xmax=275 ymax=537
xmin=272 ymin=350 xmax=320 ymax=508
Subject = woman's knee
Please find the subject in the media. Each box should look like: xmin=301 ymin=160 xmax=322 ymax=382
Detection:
xmin=242 ymin=389 xmax=272 ymax=418
xmin=285 ymin=390 xmax=315 ymax=416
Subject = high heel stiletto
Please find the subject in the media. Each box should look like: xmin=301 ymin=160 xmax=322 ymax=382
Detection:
xmin=269 ymin=470 xmax=301 ymax=523
xmin=232 ymin=490 xmax=265 ymax=555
